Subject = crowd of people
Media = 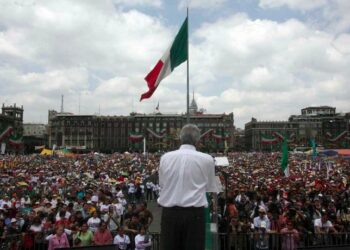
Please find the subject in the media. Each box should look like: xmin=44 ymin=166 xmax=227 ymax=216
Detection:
xmin=215 ymin=152 xmax=350 ymax=249
xmin=0 ymin=150 xmax=349 ymax=249
xmin=0 ymin=153 xmax=157 ymax=250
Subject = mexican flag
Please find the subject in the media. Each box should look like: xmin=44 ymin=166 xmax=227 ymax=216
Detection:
xmin=128 ymin=133 xmax=143 ymax=142
xmin=310 ymin=139 xmax=317 ymax=159
xmin=261 ymin=135 xmax=278 ymax=144
xmin=140 ymin=18 xmax=188 ymax=101
xmin=281 ymin=136 xmax=289 ymax=177
xmin=0 ymin=126 xmax=13 ymax=142
xmin=8 ymin=134 xmax=23 ymax=147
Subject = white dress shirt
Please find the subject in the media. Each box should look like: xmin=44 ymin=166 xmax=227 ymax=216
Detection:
xmin=158 ymin=144 xmax=216 ymax=207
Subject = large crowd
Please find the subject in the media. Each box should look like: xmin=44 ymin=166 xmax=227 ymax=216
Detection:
xmin=216 ymin=152 xmax=350 ymax=249
xmin=0 ymin=151 xmax=349 ymax=250
xmin=0 ymin=153 xmax=158 ymax=250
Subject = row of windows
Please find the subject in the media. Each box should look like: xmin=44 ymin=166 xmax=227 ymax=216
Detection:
xmin=53 ymin=117 xmax=233 ymax=127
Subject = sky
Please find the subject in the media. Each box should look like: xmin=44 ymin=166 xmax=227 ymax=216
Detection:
xmin=1 ymin=0 xmax=349 ymax=128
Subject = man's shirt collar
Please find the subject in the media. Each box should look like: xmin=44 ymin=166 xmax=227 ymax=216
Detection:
xmin=179 ymin=144 xmax=196 ymax=151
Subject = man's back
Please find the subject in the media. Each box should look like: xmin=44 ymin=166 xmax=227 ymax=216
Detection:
xmin=158 ymin=145 xmax=215 ymax=207
xmin=159 ymin=124 xmax=216 ymax=250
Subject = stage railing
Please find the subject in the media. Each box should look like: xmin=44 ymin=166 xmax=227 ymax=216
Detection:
xmin=0 ymin=231 xmax=160 ymax=250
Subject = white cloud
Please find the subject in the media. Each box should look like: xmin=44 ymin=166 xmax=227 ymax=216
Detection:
xmin=0 ymin=0 xmax=171 ymax=72
xmin=179 ymin=0 xmax=227 ymax=9
xmin=322 ymin=0 xmax=350 ymax=33
xmin=0 ymin=0 xmax=349 ymax=129
xmin=113 ymin=0 xmax=162 ymax=8
xmin=331 ymin=33 xmax=350 ymax=55
xmin=259 ymin=0 xmax=327 ymax=11
xmin=259 ymin=0 xmax=350 ymax=33
xmin=189 ymin=13 xmax=350 ymax=127
xmin=0 ymin=0 xmax=173 ymax=120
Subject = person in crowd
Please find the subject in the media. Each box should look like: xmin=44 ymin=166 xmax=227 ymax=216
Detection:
xmin=93 ymin=221 xmax=113 ymax=245
xmin=87 ymin=211 xmax=101 ymax=233
xmin=114 ymin=226 xmax=131 ymax=250
xmin=104 ymin=205 xmax=119 ymax=232
xmin=281 ymin=221 xmax=299 ymax=250
xmin=124 ymin=213 xmax=141 ymax=249
xmin=135 ymin=226 xmax=152 ymax=250
xmin=137 ymin=202 xmax=153 ymax=229
xmin=47 ymin=226 xmax=70 ymax=250
xmin=73 ymin=222 xmax=94 ymax=247
xmin=145 ymin=180 xmax=154 ymax=201
xmin=253 ymin=207 xmax=271 ymax=231
xmin=314 ymin=212 xmax=337 ymax=234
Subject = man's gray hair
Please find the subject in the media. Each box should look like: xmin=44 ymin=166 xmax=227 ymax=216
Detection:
xmin=180 ymin=124 xmax=201 ymax=146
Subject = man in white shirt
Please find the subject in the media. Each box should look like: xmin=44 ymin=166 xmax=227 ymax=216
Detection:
xmin=314 ymin=213 xmax=336 ymax=234
xmin=158 ymin=124 xmax=216 ymax=250
xmin=0 ymin=196 xmax=12 ymax=209
xmin=253 ymin=207 xmax=271 ymax=231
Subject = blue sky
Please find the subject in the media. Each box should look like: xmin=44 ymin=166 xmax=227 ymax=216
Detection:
xmin=0 ymin=0 xmax=349 ymax=128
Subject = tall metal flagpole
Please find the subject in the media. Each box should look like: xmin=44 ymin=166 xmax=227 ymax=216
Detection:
xmin=186 ymin=7 xmax=190 ymax=124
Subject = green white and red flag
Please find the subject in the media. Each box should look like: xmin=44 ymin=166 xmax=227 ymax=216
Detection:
xmin=140 ymin=18 xmax=188 ymax=101
xmin=281 ymin=136 xmax=289 ymax=177
xmin=8 ymin=134 xmax=23 ymax=147
xmin=261 ymin=135 xmax=278 ymax=144
xmin=128 ymin=133 xmax=144 ymax=142
xmin=0 ymin=126 xmax=13 ymax=142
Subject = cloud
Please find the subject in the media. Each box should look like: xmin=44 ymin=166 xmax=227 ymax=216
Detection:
xmin=0 ymin=0 xmax=171 ymax=72
xmin=259 ymin=0 xmax=350 ymax=33
xmin=259 ymin=0 xmax=327 ymax=11
xmin=0 ymin=0 xmax=349 ymax=129
xmin=0 ymin=0 xmax=173 ymax=120
xmin=331 ymin=33 xmax=350 ymax=55
xmin=113 ymin=0 xmax=162 ymax=8
xmin=189 ymin=13 xmax=350 ymax=127
xmin=179 ymin=0 xmax=227 ymax=9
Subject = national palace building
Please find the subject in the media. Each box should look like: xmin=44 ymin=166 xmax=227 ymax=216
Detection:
xmin=48 ymin=96 xmax=235 ymax=153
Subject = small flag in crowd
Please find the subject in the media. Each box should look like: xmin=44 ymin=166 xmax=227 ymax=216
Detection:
xmin=140 ymin=18 xmax=188 ymax=101
xmin=310 ymin=139 xmax=317 ymax=159
xmin=281 ymin=136 xmax=289 ymax=177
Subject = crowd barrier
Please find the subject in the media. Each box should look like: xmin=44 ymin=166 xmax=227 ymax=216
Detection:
xmin=217 ymin=232 xmax=350 ymax=250
xmin=1 ymin=231 xmax=349 ymax=249
xmin=0 ymin=231 xmax=160 ymax=250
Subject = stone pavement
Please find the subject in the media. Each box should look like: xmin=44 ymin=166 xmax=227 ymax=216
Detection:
xmin=147 ymin=200 xmax=162 ymax=233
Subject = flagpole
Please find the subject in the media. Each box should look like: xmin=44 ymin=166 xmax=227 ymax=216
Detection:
xmin=186 ymin=7 xmax=190 ymax=124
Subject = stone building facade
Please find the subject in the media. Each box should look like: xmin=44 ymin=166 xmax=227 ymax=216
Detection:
xmin=48 ymin=96 xmax=235 ymax=152
xmin=0 ymin=103 xmax=24 ymax=153
xmin=245 ymin=106 xmax=349 ymax=151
